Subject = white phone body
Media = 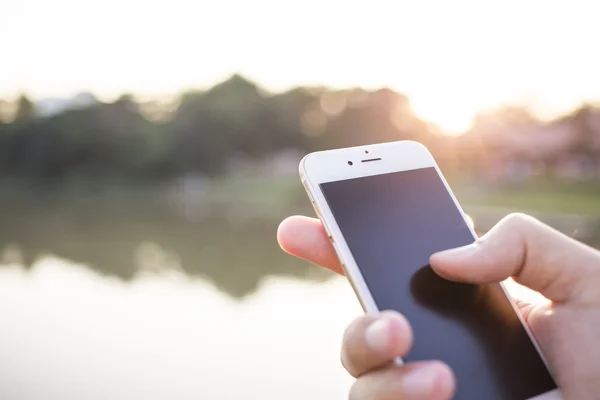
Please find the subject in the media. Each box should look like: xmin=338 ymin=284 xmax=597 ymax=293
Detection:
xmin=300 ymin=140 xmax=562 ymax=400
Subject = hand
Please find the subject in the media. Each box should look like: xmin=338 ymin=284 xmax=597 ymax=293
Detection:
xmin=277 ymin=213 xmax=600 ymax=399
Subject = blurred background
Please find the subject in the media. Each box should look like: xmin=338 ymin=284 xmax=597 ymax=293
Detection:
xmin=1 ymin=0 xmax=599 ymax=399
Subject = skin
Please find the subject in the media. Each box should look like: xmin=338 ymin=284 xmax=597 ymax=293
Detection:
xmin=277 ymin=213 xmax=600 ymax=400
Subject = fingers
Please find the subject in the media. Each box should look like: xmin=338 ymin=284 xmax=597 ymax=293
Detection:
xmin=342 ymin=311 xmax=413 ymax=377
xmin=276 ymin=215 xmax=343 ymax=275
xmin=430 ymin=213 xmax=600 ymax=304
xmin=343 ymin=312 xmax=454 ymax=400
xmin=350 ymin=361 xmax=455 ymax=400
xmin=513 ymin=299 xmax=540 ymax=322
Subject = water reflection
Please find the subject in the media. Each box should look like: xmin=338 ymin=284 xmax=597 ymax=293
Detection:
xmin=0 ymin=259 xmax=360 ymax=400
xmin=1 ymin=200 xmax=599 ymax=301
xmin=0 ymin=201 xmax=331 ymax=299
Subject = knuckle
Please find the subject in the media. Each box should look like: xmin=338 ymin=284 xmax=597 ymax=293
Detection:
xmin=348 ymin=378 xmax=373 ymax=400
xmin=340 ymin=350 xmax=353 ymax=376
xmin=341 ymin=319 xmax=357 ymax=343
xmin=341 ymin=321 xmax=358 ymax=355
xmin=504 ymin=212 xmax=529 ymax=225
xmin=340 ymin=347 xmax=361 ymax=378
xmin=340 ymin=317 xmax=366 ymax=377
xmin=502 ymin=212 xmax=537 ymax=231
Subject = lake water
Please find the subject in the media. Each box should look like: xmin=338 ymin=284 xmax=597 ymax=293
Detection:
xmin=0 ymin=199 xmax=595 ymax=400
xmin=0 ymin=259 xmax=360 ymax=400
xmin=0 ymin=199 xmax=364 ymax=400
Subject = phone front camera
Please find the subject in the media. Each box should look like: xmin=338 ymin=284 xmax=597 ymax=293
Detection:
xmin=348 ymin=161 xmax=353 ymax=166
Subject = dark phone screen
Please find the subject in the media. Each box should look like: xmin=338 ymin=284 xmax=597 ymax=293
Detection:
xmin=320 ymin=167 xmax=556 ymax=400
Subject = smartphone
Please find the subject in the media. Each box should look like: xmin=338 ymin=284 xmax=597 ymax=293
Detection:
xmin=300 ymin=141 xmax=561 ymax=400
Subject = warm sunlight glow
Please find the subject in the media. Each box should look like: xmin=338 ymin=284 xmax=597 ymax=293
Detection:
xmin=503 ymin=278 xmax=550 ymax=305
xmin=2 ymin=0 xmax=599 ymax=133
xmin=465 ymin=214 xmax=475 ymax=230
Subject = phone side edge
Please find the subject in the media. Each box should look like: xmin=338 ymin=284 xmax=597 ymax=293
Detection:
xmin=299 ymin=154 xmax=381 ymax=316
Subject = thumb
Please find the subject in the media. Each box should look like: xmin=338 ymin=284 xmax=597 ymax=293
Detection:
xmin=430 ymin=213 xmax=600 ymax=304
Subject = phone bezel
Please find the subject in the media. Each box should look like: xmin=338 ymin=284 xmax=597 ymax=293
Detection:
xmin=299 ymin=140 xmax=561 ymax=400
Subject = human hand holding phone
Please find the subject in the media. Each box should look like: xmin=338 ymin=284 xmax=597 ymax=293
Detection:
xmin=278 ymin=213 xmax=600 ymax=399
xmin=277 ymin=140 xmax=600 ymax=399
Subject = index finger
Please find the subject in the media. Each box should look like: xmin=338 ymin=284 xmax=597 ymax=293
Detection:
xmin=277 ymin=215 xmax=344 ymax=275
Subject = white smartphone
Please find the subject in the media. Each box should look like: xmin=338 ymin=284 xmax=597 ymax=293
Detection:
xmin=300 ymin=141 xmax=561 ymax=400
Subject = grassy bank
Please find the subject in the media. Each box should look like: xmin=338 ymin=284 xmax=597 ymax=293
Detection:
xmin=452 ymin=179 xmax=600 ymax=216
xmin=1 ymin=176 xmax=599 ymax=217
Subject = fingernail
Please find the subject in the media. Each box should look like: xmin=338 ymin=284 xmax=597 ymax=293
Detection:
xmin=434 ymin=242 xmax=478 ymax=259
xmin=365 ymin=319 xmax=390 ymax=354
xmin=402 ymin=364 xmax=438 ymax=399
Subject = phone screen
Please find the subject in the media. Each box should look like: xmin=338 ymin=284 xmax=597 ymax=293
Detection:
xmin=320 ymin=167 xmax=557 ymax=400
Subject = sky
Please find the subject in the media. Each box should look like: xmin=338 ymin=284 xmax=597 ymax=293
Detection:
xmin=2 ymin=0 xmax=599 ymax=133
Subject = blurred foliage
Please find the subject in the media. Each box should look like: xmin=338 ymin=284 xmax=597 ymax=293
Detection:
xmin=0 ymin=75 xmax=460 ymax=182
xmin=1 ymin=74 xmax=599 ymax=185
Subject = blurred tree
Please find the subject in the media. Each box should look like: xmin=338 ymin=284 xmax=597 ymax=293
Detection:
xmin=14 ymin=94 xmax=37 ymax=122
xmin=168 ymin=74 xmax=291 ymax=175
xmin=319 ymin=88 xmax=432 ymax=149
xmin=268 ymin=87 xmax=316 ymax=151
xmin=565 ymin=104 xmax=599 ymax=176
xmin=571 ymin=104 xmax=595 ymax=150
xmin=0 ymin=76 xmax=595 ymax=186
xmin=0 ymin=99 xmax=16 ymax=124
xmin=471 ymin=105 xmax=537 ymax=135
